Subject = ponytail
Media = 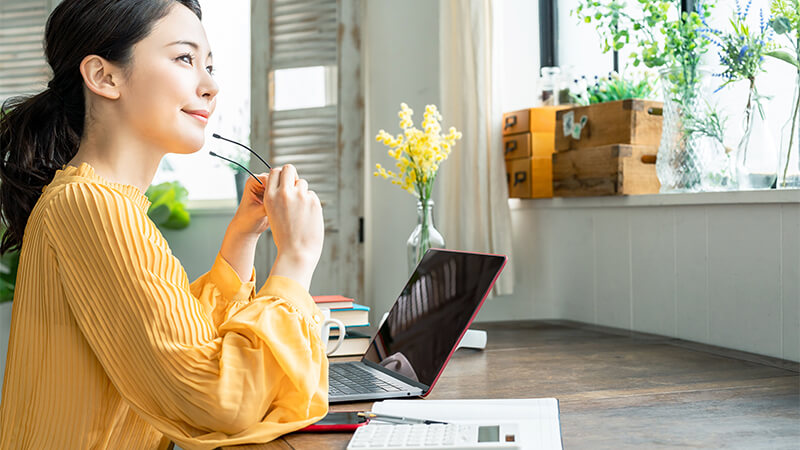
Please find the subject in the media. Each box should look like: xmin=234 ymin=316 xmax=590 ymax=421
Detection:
xmin=0 ymin=83 xmax=83 ymax=255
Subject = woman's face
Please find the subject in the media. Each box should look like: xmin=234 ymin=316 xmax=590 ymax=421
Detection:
xmin=118 ymin=3 xmax=218 ymax=155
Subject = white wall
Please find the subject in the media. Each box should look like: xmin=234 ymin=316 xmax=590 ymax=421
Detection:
xmin=363 ymin=0 xmax=442 ymax=323
xmin=490 ymin=192 xmax=800 ymax=362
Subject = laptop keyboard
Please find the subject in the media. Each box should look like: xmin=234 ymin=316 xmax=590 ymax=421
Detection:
xmin=329 ymin=362 xmax=409 ymax=396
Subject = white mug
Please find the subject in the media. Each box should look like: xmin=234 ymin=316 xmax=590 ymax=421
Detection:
xmin=319 ymin=308 xmax=346 ymax=356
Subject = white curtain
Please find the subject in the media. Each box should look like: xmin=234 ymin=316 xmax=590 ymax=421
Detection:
xmin=438 ymin=0 xmax=514 ymax=296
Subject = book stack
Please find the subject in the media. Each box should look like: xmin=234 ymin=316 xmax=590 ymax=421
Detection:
xmin=313 ymin=295 xmax=371 ymax=357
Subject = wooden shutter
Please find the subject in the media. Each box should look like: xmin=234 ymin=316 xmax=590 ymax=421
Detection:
xmin=252 ymin=0 xmax=363 ymax=299
xmin=0 ymin=0 xmax=54 ymax=105
xmin=270 ymin=0 xmax=337 ymax=70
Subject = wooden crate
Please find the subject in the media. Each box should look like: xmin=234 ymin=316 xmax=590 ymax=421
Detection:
xmin=503 ymin=131 xmax=555 ymax=160
xmin=506 ymin=157 xmax=552 ymax=198
xmin=552 ymin=144 xmax=660 ymax=197
xmin=554 ymin=99 xmax=663 ymax=151
xmin=502 ymin=105 xmax=571 ymax=136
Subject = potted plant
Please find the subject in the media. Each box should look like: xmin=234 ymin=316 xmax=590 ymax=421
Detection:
xmin=144 ymin=181 xmax=192 ymax=230
xmin=556 ymin=71 xmax=663 ymax=151
xmin=576 ymin=0 xmax=731 ymax=192
xmin=569 ymin=71 xmax=656 ymax=106
xmin=703 ymin=1 xmax=778 ymax=190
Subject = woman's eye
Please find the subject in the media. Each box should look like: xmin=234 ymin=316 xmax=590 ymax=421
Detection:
xmin=206 ymin=66 xmax=215 ymax=76
xmin=178 ymin=54 xmax=193 ymax=65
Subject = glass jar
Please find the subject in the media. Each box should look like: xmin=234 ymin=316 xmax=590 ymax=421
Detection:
xmin=540 ymin=67 xmax=561 ymax=106
xmin=656 ymin=67 xmax=732 ymax=192
xmin=407 ymin=198 xmax=445 ymax=274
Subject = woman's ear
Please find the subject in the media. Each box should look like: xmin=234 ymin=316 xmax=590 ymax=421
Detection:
xmin=78 ymin=54 xmax=122 ymax=100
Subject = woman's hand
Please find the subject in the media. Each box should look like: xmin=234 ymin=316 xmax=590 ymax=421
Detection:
xmin=263 ymin=164 xmax=324 ymax=291
xmin=219 ymin=173 xmax=270 ymax=283
xmin=229 ymin=172 xmax=271 ymax=237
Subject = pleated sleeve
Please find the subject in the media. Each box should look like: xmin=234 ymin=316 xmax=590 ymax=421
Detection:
xmin=43 ymin=182 xmax=329 ymax=449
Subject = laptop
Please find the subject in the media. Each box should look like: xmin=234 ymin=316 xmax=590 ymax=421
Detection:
xmin=328 ymin=248 xmax=507 ymax=403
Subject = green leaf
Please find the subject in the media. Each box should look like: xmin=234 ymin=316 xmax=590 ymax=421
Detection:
xmin=766 ymin=50 xmax=800 ymax=69
xmin=771 ymin=17 xmax=792 ymax=35
xmin=148 ymin=204 xmax=172 ymax=224
xmin=162 ymin=204 xmax=191 ymax=230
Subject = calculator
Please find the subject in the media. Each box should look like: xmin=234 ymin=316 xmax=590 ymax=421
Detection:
xmin=346 ymin=423 xmax=522 ymax=449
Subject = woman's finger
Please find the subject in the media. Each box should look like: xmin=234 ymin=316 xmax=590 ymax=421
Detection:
xmin=268 ymin=167 xmax=281 ymax=193
xmin=278 ymin=164 xmax=298 ymax=190
xmin=250 ymin=173 xmax=268 ymax=190
xmin=295 ymin=178 xmax=309 ymax=193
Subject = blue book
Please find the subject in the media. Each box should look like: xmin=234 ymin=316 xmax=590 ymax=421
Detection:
xmin=329 ymin=303 xmax=369 ymax=328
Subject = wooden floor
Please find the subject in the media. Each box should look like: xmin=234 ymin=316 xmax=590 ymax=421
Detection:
xmin=227 ymin=320 xmax=800 ymax=449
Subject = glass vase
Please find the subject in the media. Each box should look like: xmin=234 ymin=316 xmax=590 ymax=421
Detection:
xmin=656 ymin=67 xmax=732 ymax=192
xmin=778 ymin=70 xmax=800 ymax=189
xmin=734 ymin=79 xmax=778 ymax=190
xmin=407 ymin=198 xmax=445 ymax=274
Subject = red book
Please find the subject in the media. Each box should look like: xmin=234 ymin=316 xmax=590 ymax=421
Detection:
xmin=312 ymin=295 xmax=355 ymax=310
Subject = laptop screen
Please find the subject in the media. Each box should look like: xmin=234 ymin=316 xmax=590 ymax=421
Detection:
xmin=363 ymin=249 xmax=507 ymax=389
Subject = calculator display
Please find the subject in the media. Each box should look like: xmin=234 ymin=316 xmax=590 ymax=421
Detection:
xmin=478 ymin=425 xmax=500 ymax=442
xmin=363 ymin=250 xmax=506 ymax=388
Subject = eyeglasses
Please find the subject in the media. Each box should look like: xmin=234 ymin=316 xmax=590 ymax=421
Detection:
xmin=209 ymin=133 xmax=271 ymax=186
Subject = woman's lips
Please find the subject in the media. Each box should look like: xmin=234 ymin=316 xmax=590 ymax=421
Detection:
xmin=183 ymin=110 xmax=209 ymax=124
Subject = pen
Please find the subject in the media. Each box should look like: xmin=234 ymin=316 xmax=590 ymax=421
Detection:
xmin=357 ymin=411 xmax=448 ymax=425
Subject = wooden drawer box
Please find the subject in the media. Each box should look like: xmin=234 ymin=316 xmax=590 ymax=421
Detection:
xmin=552 ymin=144 xmax=660 ymax=197
xmin=554 ymin=99 xmax=663 ymax=151
xmin=503 ymin=132 xmax=555 ymax=160
xmin=505 ymin=157 xmax=552 ymax=198
xmin=503 ymin=105 xmax=570 ymax=136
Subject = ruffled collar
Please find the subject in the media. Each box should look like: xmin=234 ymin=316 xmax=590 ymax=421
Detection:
xmin=46 ymin=162 xmax=152 ymax=212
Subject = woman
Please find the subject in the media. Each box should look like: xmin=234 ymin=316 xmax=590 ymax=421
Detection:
xmin=0 ymin=0 xmax=328 ymax=448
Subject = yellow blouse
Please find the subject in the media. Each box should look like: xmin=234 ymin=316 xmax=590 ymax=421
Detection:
xmin=0 ymin=162 xmax=328 ymax=449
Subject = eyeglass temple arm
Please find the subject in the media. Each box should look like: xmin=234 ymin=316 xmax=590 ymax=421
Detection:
xmin=208 ymin=151 xmax=263 ymax=185
xmin=212 ymin=133 xmax=272 ymax=169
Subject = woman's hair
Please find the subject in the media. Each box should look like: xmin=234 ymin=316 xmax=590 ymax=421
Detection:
xmin=0 ymin=0 xmax=202 ymax=255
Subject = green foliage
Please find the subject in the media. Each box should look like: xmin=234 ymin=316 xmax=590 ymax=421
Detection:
xmin=0 ymin=224 xmax=20 ymax=303
xmin=768 ymin=0 xmax=800 ymax=69
xmin=574 ymin=0 xmax=713 ymax=71
xmin=707 ymin=8 xmax=776 ymax=92
xmin=145 ymin=181 xmax=191 ymax=230
xmin=683 ymin=102 xmax=728 ymax=145
xmin=770 ymin=0 xmax=800 ymax=33
xmin=570 ymin=72 xmax=655 ymax=105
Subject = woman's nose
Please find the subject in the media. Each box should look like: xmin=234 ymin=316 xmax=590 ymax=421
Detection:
xmin=200 ymin=71 xmax=219 ymax=100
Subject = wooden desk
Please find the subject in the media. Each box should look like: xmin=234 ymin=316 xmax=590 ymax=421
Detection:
xmin=223 ymin=320 xmax=800 ymax=449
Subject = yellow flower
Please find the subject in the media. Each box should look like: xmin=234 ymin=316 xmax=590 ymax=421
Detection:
xmin=374 ymin=102 xmax=461 ymax=198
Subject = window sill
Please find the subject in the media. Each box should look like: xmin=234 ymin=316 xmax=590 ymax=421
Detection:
xmin=185 ymin=198 xmax=238 ymax=215
xmin=509 ymin=189 xmax=800 ymax=210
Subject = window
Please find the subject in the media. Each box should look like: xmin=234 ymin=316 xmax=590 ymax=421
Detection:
xmin=541 ymin=0 xmax=796 ymax=184
xmin=273 ymin=65 xmax=336 ymax=111
xmin=150 ymin=0 xmax=251 ymax=201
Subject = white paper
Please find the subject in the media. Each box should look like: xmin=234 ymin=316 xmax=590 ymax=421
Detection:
xmin=371 ymin=398 xmax=562 ymax=450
